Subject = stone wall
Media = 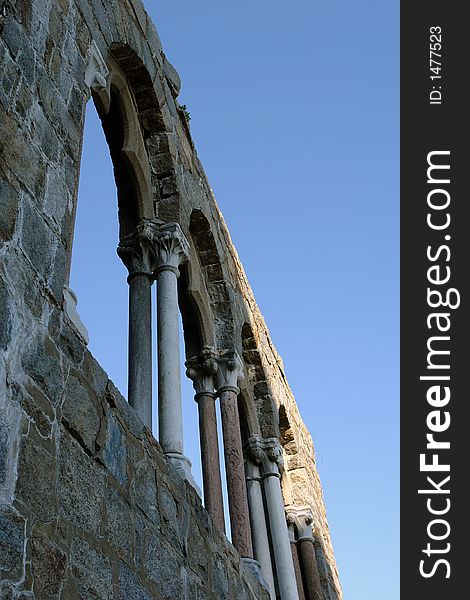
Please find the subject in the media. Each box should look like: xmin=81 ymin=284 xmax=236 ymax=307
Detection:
xmin=1 ymin=320 xmax=268 ymax=598
xmin=1 ymin=0 xmax=341 ymax=598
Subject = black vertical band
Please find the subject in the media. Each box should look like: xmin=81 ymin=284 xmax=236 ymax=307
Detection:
xmin=401 ymin=3 xmax=469 ymax=597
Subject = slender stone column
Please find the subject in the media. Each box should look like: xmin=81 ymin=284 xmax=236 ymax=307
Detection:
xmin=245 ymin=442 xmax=276 ymax=600
xmin=118 ymin=220 xmax=160 ymax=429
xmin=287 ymin=518 xmax=306 ymax=600
xmin=216 ymin=351 xmax=253 ymax=558
xmin=250 ymin=437 xmax=299 ymax=600
xmin=153 ymin=223 xmax=196 ymax=487
xmin=286 ymin=507 xmax=323 ymax=600
xmin=186 ymin=347 xmax=225 ymax=532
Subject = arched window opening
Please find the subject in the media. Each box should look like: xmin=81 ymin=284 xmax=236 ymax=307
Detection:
xmin=237 ymin=393 xmax=250 ymax=447
xmin=99 ymin=86 xmax=140 ymax=238
xmin=178 ymin=264 xmax=204 ymax=358
xmin=69 ymin=100 xmax=129 ymax=394
xmin=178 ymin=265 xmax=205 ymax=493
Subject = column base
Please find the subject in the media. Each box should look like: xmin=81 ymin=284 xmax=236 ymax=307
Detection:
xmin=241 ymin=558 xmax=272 ymax=598
xmin=165 ymin=452 xmax=202 ymax=497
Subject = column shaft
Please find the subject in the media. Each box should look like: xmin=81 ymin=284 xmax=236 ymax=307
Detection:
xmin=264 ymin=473 xmax=299 ymax=600
xmin=197 ymin=393 xmax=225 ymax=532
xmin=298 ymin=539 xmax=323 ymax=600
xmin=291 ymin=543 xmax=306 ymax=600
xmin=246 ymin=466 xmax=276 ymax=599
xmin=128 ymin=273 xmax=152 ymax=428
xmin=220 ymin=389 xmax=253 ymax=558
xmin=288 ymin=522 xmax=306 ymax=600
xmin=157 ymin=269 xmax=183 ymax=454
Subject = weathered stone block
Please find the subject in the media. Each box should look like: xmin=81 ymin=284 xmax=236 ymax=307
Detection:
xmin=68 ymin=84 xmax=84 ymax=127
xmin=103 ymin=484 xmax=133 ymax=560
xmin=130 ymin=458 xmax=158 ymax=525
xmin=62 ymin=372 xmax=101 ymax=455
xmin=70 ymin=537 xmax=113 ymax=600
xmin=15 ymin=434 xmax=56 ymax=521
xmin=1 ymin=15 xmax=36 ymax=86
xmin=0 ymin=581 xmax=13 ymax=598
xmin=57 ymin=318 xmax=86 ymax=366
xmin=15 ymin=387 xmax=53 ymax=439
xmin=106 ymin=381 xmax=145 ymax=440
xmin=119 ymin=563 xmax=153 ymax=600
xmin=0 ymin=281 xmax=12 ymax=351
xmin=158 ymin=480 xmax=182 ymax=550
xmin=75 ymin=18 xmax=91 ymax=58
xmin=82 ymin=352 xmax=109 ymax=400
xmin=50 ymin=240 xmax=68 ymax=304
xmin=43 ymin=164 xmax=68 ymax=233
xmin=213 ymin=558 xmax=230 ymax=599
xmin=14 ymin=80 xmax=34 ymax=120
xmin=57 ymin=431 xmax=104 ymax=535
xmin=234 ymin=581 xmax=251 ymax=600
xmin=0 ymin=505 xmax=25 ymax=580
xmin=0 ymin=105 xmax=46 ymax=202
xmin=21 ymin=335 xmax=65 ymax=404
xmin=0 ymin=409 xmax=8 ymax=486
xmin=143 ymin=534 xmax=182 ymax=599
xmin=102 ymin=413 xmax=127 ymax=486
xmin=0 ymin=176 xmax=18 ymax=242
xmin=59 ymin=575 xmax=81 ymax=600
xmin=240 ymin=561 xmax=270 ymax=600
xmin=31 ymin=530 xmax=67 ymax=597
xmin=20 ymin=199 xmax=55 ymax=286
xmin=0 ymin=42 xmax=19 ymax=113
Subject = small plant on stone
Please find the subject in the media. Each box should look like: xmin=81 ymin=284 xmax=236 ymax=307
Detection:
xmin=179 ymin=104 xmax=191 ymax=123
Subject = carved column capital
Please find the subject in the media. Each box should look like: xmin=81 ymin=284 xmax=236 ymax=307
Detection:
xmin=85 ymin=41 xmax=109 ymax=96
xmin=216 ymin=350 xmax=244 ymax=394
xmin=264 ymin=438 xmax=284 ymax=468
xmin=185 ymin=346 xmax=219 ymax=397
xmin=117 ymin=219 xmax=162 ymax=280
xmin=285 ymin=506 xmax=316 ymax=542
xmin=153 ymin=223 xmax=190 ymax=277
xmin=245 ymin=437 xmax=265 ymax=466
xmin=245 ymin=436 xmax=284 ymax=477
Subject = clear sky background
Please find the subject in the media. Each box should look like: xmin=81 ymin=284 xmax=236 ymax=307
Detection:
xmin=71 ymin=2 xmax=399 ymax=598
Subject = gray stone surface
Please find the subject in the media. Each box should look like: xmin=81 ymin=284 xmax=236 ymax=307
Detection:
xmin=0 ymin=177 xmax=18 ymax=242
xmin=144 ymin=534 xmax=182 ymax=598
xmin=103 ymin=483 xmax=134 ymax=560
xmin=21 ymin=336 xmax=65 ymax=405
xmin=15 ymin=434 xmax=57 ymax=522
xmin=57 ymin=431 xmax=104 ymax=534
xmin=0 ymin=505 xmax=25 ymax=579
xmin=0 ymin=282 xmax=12 ymax=351
xmin=31 ymin=530 xmax=67 ymax=597
xmin=62 ymin=372 xmax=101 ymax=454
xmin=70 ymin=537 xmax=113 ymax=600
xmin=0 ymin=408 xmax=9 ymax=485
xmin=20 ymin=198 xmax=55 ymax=285
xmin=130 ymin=458 xmax=159 ymax=525
xmin=102 ymin=413 xmax=127 ymax=486
xmin=119 ymin=564 xmax=154 ymax=600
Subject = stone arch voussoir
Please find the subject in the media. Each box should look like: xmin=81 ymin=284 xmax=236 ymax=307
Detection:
xmin=189 ymin=209 xmax=235 ymax=349
xmin=241 ymin=321 xmax=278 ymax=439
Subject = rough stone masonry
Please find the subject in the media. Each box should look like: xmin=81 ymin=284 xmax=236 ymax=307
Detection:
xmin=0 ymin=1 xmax=342 ymax=599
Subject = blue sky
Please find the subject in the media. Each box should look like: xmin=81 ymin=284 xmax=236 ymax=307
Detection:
xmin=71 ymin=2 xmax=399 ymax=598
